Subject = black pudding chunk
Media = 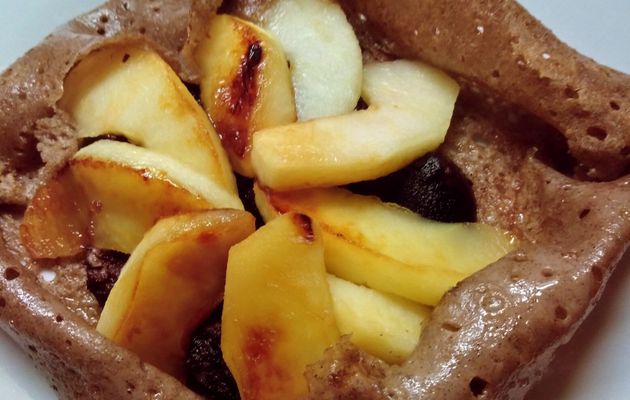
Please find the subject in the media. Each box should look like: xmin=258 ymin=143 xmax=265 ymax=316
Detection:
xmin=185 ymin=304 xmax=240 ymax=400
xmin=235 ymin=174 xmax=264 ymax=228
xmin=84 ymin=248 xmax=129 ymax=307
xmin=78 ymin=134 xmax=129 ymax=149
xmin=348 ymin=152 xmax=477 ymax=223
xmin=185 ymin=82 xmax=202 ymax=105
xmin=356 ymin=97 xmax=369 ymax=110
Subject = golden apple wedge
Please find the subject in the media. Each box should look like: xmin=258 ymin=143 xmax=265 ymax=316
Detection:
xmin=195 ymin=14 xmax=296 ymax=177
xmin=255 ymin=184 xmax=515 ymax=306
xmin=222 ymin=213 xmax=339 ymax=400
xmin=59 ymin=44 xmax=237 ymax=194
xmin=327 ymin=274 xmax=431 ymax=365
xmin=74 ymin=141 xmax=242 ymax=253
xmin=257 ymin=0 xmax=363 ymax=120
xmin=20 ymin=167 xmax=91 ymax=259
xmin=73 ymin=140 xmax=242 ymax=210
xmin=250 ymin=60 xmax=460 ymax=190
xmin=97 ymin=210 xmax=255 ymax=379
xmin=21 ymin=141 xmax=242 ymax=257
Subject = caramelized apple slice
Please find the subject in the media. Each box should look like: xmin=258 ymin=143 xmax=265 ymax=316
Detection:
xmin=59 ymin=45 xmax=237 ymax=193
xmin=74 ymin=140 xmax=242 ymax=209
xmin=20 ymin=168 xmax=91 ymax=259
xmin=222 ymin=213 xmax=339 ymax=399
xmin=258 ymin=0 xmax=363 ymax=120
xmin=255 ymin=184 xmax=515 ymax=305
xmin=21 ymin=141 xmax=242 ymax=257
xmin=97 ymin=210 xmax=255 ymax=379
xmin=76 ymin=141 xmax=242 ymax=253
xmin=327 ymin=274 xmax=431 ymax=364
xmin=250 ymin=60 xmax=459 ymax=190
xmin=195 ymin=14 xmax=296 ymax=177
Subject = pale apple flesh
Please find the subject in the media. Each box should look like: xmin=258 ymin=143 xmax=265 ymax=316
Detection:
xmin=257 ymin=0 xmax=363 ymax=121
xmin=97 ymin=210 xmax=255 ymax=379
xmin=222 ymin=213 xmax=339 ymax=400
xmin=255 ymin=184 xmax=516 ymax=306
xmin=327 ymin=274 xmax=431 ymax=365
xmin=21 ymin=141 xmax=242 ymax=257
xmin=250 ymin=60 xmax=460 ymax=190
xmin=195 ymin=14 xmax=296 ymax=177
xmin=59 ymin=44 xmax=237 ymax=194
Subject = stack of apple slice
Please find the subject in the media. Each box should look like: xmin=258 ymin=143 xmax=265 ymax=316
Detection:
xmin=219 ymin=213 xmax=434 ymax=399
xmin=255 ymin=185 xmax=515 ymax=306
xmin=22 ymin=44 xmax=244 ymax=258
xmin=59 ymin=45 xmax=238 ymax=194
xmin=19 ymin=1 xmax=518 ymax=397
xmin=220 ymin=192 xmax=512 ymax=398
xmin=20 ymin=41 xmax=260 ymax=384
xmin=22 ymin=140 xmax=242 ymax=257
xmin=195 ymin=14 xmax=297 ymax=177
xmin=97 ymin=210 xmax=255 ymax=379
xmin=203 ymin=2 xmax=516 ymax=399
xmin=250 ymin=60 xmax=460 ymax=190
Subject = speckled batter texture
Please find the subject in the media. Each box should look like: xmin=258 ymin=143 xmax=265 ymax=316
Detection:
xmin=0 ymin=1 xmax=628 ymax=400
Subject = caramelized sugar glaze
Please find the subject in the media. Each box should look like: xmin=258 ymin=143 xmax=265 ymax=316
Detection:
xmin=0 ymin=0 xmax=628 ymax=399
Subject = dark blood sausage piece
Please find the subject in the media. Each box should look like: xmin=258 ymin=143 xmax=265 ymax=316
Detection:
xmin=235 ymin=174 xmax=264 ymax=228
xmin=348 ymin=152 xmax=477 ymax=223
xmin=84 ymin=248 xmax=129 ymax=307
xmin=78 ymin=134 xmax=130 ymax=149
xmin=184 ymin=82 xmax=203 ymax=105
xmin=292 ymin=213 xmax=315 ymax=242
xmin=185 ymin=304 xmax=240 ymax=400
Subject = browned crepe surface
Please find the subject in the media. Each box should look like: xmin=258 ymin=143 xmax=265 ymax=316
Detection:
xmin=0 ymin=1 xmax=628 ymax=400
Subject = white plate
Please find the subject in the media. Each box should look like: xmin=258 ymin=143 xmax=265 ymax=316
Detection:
xmin=0 ymin=1 xmax=628 ymax=399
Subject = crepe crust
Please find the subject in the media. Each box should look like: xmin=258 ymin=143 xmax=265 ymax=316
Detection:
xmin=0 ymin=1 xmax=628 ymax=399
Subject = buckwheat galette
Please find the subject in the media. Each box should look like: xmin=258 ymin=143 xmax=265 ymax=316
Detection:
xmin=0 ymin=1 xmax=628 ymax=399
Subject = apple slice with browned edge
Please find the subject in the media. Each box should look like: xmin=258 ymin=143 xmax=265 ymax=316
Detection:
xmin=250 ymin=60 xmax=459 ymax=190
xmin=327 ymin=274 xmax=431 ymax=365
xmin=256 ymin=0 xmax=363 ymax=121
xmin=195 ymin=14 xmax=296 ymax=177
xmin=222 ymin=213 xmax=339 ymax=400
xmin=255 ymin=184 xmax=516 ymax=306
xmin=59 ymin=44 xmax=237 ymax=194
xmin=21 ymin=141 xmax=243 ymax=258
xmin=96 ymin=209 xmax=255 ymax=379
